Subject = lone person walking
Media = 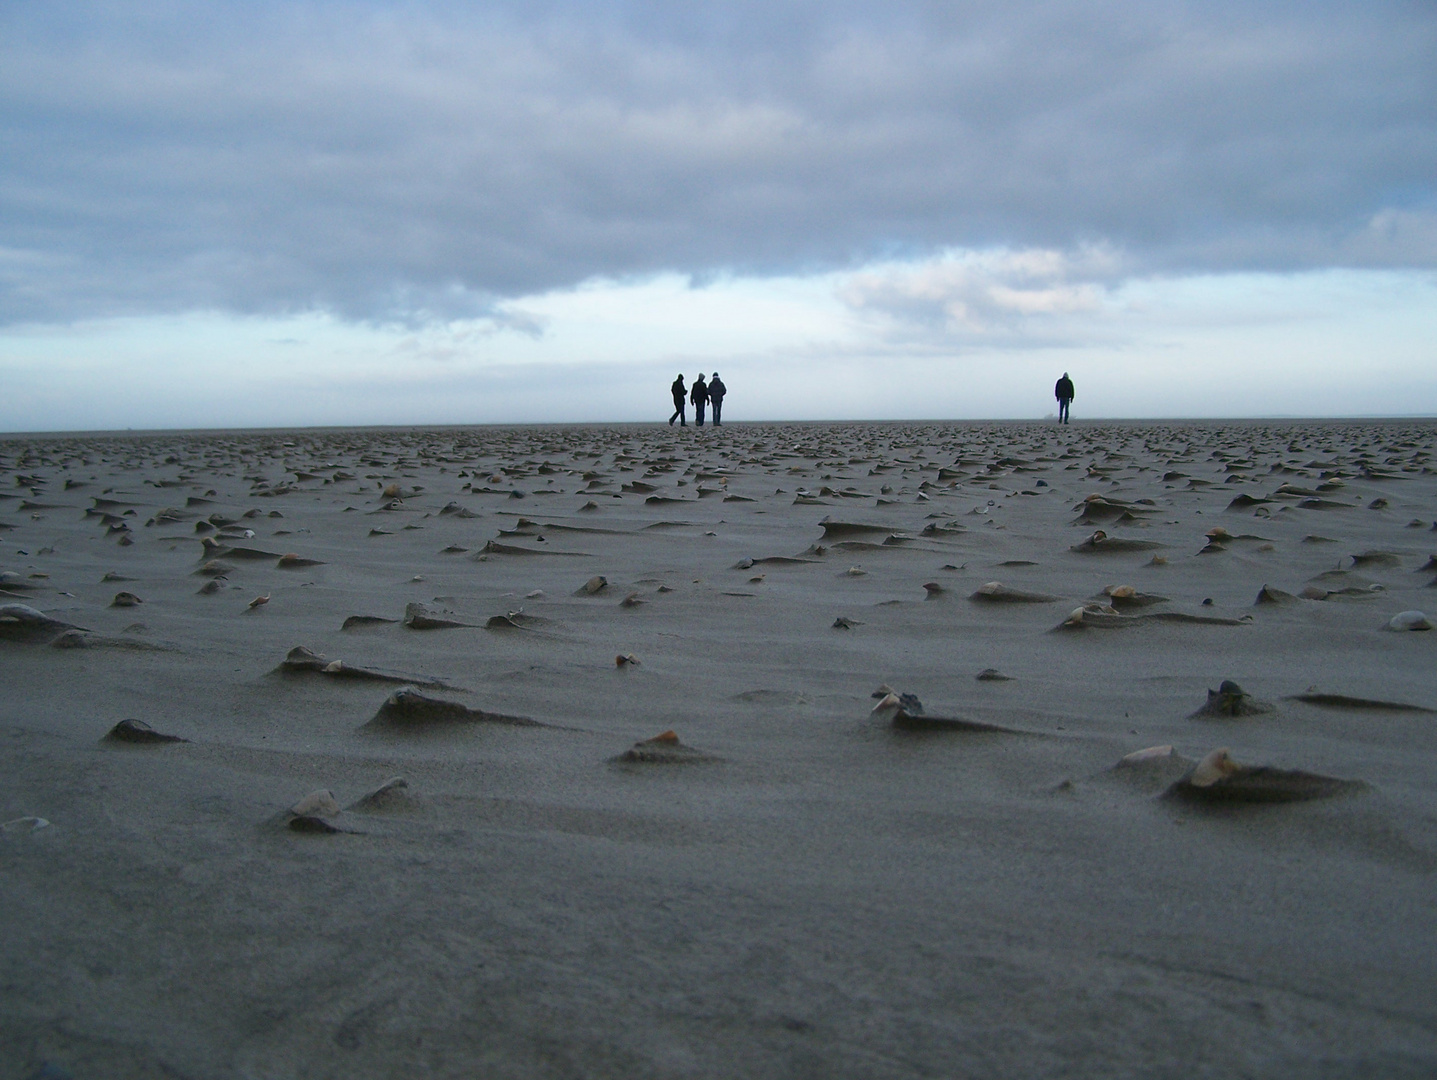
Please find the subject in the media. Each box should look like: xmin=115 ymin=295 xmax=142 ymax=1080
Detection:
xmin=708 ymin=372 xmax=726 ymax=426
xmin=668 ymin=374 xmax=687 ymax=426
xmin=1055 ymin=372 xmax=1075 ymax=425
xmin=690 ymin=373 xmax=710 ymax=428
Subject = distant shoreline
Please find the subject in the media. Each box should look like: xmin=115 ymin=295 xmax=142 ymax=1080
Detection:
xmin=3 ymin=415 xmax=1436 ymax=440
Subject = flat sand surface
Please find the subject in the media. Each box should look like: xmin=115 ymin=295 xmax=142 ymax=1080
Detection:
xmin=2 ymin=419 xmax=1435 ymax=1079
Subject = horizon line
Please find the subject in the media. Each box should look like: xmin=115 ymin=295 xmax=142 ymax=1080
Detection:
xmin=3 ymin=414 xmax=1437 ymax=439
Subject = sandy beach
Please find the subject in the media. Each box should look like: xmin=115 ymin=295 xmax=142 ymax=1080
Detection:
xmin=2 ymin=418 xmax=1435 ymax=1079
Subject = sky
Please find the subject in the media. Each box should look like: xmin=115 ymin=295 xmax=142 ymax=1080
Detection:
xmin=1 ymin=0 xmax=1434 ymax=431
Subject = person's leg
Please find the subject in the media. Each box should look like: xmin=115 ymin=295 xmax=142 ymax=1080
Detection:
xmin=713 ymin=399 xmax=722 ymax=425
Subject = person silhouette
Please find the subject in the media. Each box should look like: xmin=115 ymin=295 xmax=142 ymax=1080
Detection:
xmin=668 ymin=374 xmax=687 ymax=426
xmin=708 ymin=372 xmax=726 ymax=426
xmin=1054 ymin=372 xmax=1075 ymax=424
xmin=690 ymin=374 xmax=709 ymax=427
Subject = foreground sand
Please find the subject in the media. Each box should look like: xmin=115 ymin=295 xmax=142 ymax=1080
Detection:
xmin=2 ymin=419 xmax=1434 ymax=1079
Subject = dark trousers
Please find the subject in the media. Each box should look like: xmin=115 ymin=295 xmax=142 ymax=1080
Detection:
xmin=694 ymin=401 xmax=706 ymax=427
xmin=669 ymin=397 xmax=686 ymax=425
xmin=711 ymin=397 xmax=723 ymax=425
xmin=1058 ymin=398 xmax=1071 ymax=424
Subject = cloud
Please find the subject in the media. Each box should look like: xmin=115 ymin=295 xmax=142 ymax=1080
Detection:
xmin=837 ymin=247 xmax=1120 ymax=341
xmin=0 ymin=0 xmax=1433 ymax=327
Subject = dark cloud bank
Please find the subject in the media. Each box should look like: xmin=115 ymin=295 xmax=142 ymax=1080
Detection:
xmin=1 ymin=0 xmax=1433 ymax=327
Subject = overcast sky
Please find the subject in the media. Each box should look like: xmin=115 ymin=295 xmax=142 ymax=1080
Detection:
xmin=2 ymin=0 xmax=1434 ymax=430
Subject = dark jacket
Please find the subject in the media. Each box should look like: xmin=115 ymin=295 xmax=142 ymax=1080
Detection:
xmin=1055 ymin=376 xmax=1074 ymax=402
xmin=708 ymin=377 xmax=726 ymax=401
xmin=671 ymin=377 xmax=686 ymax=402
xmin=690 ymin=378 xmax=709 ymax=405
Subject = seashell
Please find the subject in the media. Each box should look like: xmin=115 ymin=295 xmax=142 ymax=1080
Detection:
xmin=248 ymin=594 xmax=270 ymax=609
xmin=1117 ymin=745 xmax=1176 ymax=766
xmin=975 ymin=668 xmax=1012 ymax=681
xmin=922 ymin=582 xmax=944 ymax=596
xmin=110 ymin=591 xmax=143 ymax=607
xmin=832 ymin=616 xmax=860 ymax=629
xmin=620 ymin=592 xmax=645 ymax=607
xmin=290 ymin=790 xmax=341 ymax=817
xmin=615 ymin=653 xmax=640 ymax=667
xmin=844 ymin=566 xmax=866 ymax=576
xmin=1105 ymin=584 xmax=1136 ymax=599
xmin=196 ymin=580 xmax=223 ymax=595
xmin=1188 ymin=748 xmax=1241 ymax=788
xmin=580 ymin=575 xmax=608 ymax=595
xmin=871 ymin=683 xmax=896 ymax=698
xmin=349 ymin=777 xmax=418 ymax=813
xmin=1 ymin=816 xmax=49 ymax=833
xmin=1387 ymin=610 xmax=1432 ymax=631
xmin=870 ymin=692 xmax=902 ymax=716
xmin=382 ymin=482 xmax=402 ymax=498
xmin=0 ymin=602 xmax=85 ymax=639
xmin=1205 ymin=527 xmax=1233 ymax=541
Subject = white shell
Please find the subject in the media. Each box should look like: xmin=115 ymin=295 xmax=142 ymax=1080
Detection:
xmin=290 ymin=790 xmax=341 ymax=817
xmin=1 ymin=816 xmax=50 ymax=833
xmin=1118 ymin=745 xmax=1175 ymax=766
xmin=1387 ymin=610 xmax=1433 ymax=631
xmin=870 ymin=693 xmax=902 ymax=716
xmin=1189 ymin=748 xmax=1239 ymax=788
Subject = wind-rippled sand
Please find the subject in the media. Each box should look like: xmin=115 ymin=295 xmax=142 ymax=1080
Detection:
xmin=2 ymin=419 xmax=1435 ymax=1079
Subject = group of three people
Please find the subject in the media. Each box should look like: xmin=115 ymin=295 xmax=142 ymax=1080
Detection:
xmin=669 ymin=372 xmax=726 ymax=427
